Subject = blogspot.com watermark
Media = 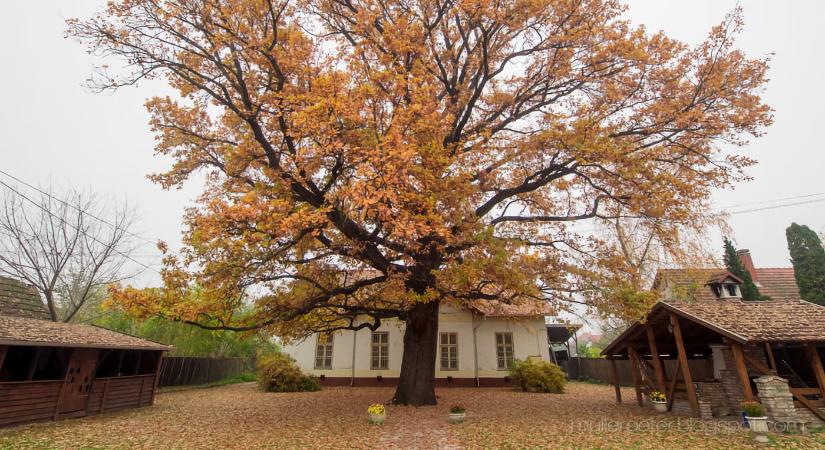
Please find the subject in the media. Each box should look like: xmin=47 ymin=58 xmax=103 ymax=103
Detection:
xmin=566 ymin=417 xmax=808 ymax=434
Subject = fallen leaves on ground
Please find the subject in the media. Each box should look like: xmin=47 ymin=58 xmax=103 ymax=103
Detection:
xmin=0 ymin=382 xmax=822 ymax=449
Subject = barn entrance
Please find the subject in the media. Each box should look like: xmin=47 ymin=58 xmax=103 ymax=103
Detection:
xmin=57 ymin=349 xmax=99 ymax=415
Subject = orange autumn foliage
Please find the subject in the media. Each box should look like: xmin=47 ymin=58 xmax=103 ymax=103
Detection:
xmin=69 ymin=1 xmax=771 ymax=341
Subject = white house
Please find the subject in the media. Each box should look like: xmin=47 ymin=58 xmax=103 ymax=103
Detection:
xmin=282 ymin=301 xmax=553 ymax=387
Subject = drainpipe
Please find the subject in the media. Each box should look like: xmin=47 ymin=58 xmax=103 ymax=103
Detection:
xmin=350 ymin=328 xmax=357 ymax=387
xmin=472 ymin=312 xmax=482 ymax=387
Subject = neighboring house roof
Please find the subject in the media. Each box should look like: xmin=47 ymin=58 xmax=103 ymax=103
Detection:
xmin=468 ymin=299 xmax=555 ymax=317
xmin=655 ymin=267 xmax=801 ymax=302
xmin=0 ymin=276 xmax=50 ymax=320
xmin=0 ymin=315 xmax=170 ymax=351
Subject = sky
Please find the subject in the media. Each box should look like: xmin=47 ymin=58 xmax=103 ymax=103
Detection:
xmin=1 ymin=0 xmax=824 ymax=289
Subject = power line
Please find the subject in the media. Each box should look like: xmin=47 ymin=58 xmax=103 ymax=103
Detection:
xmin=719 ymin=191 xmax=825 ymax=210
xmin=724 ymin=198 xmax=825 ymax=215
xmin=0 ymin=169 xmax=161 ymax=247
xmin=0 ymin=178 xmax=161 ymax=274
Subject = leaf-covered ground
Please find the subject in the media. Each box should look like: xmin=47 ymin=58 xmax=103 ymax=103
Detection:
xmin=1 ymin=382 xmax=822 ymax=449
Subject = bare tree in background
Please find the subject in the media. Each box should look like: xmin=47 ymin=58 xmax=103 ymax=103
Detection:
xmin=0 ymin=184 xmax=137 ymax=322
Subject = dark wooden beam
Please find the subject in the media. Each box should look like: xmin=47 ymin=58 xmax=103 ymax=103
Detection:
xmin=805 ymin=344 xmax=825 ymax=400
xmin=645 ymin=325 xmax=666 ymax=392
xmin=764 ymin=342 xmax=777 ymax=372
xmin=608 ymin=357 xmax=622 ymax=403
xmin=666 ymin=357 xmax=681 ymax=412
xmin=26 ymin=348 xmax=42 ymax=381
xmin=0 ymin=346 xmax=6 ymax=372
xmin=742 ymin=350 xmax=773 ymax=376
xmin=133 ymin=351 xmax=142 ymax=376
xmin=730 ymin=341 xmax=755 ymax=402
xmin=670 ymin=313 xmax=699 ymax=416
xmin=627 ymin=347 xmax=644 ymax=406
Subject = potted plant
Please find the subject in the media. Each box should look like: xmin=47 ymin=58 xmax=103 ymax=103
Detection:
xmin=368 ymin=403 xmax=386 ymax=424
xmin=649 ymin=391 xmax=667 ymax=413
xmin=741 ymin=401 xmax=768 ymax=433
xmin=448 ymin=403 xmax=466 ymax=423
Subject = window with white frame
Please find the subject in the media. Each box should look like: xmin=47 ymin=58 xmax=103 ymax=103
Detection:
xmin=439 ymin=332 xmax=458 ymax=370
xmin=371 ymin=332 xmax=389 ymax=369
xmin=495 ymin=332 xmax=514 ymax=370
xmin=314 ymin=333 xmax=333 ymax=369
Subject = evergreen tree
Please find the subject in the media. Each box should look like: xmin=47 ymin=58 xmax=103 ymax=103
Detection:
xmin=723 ymin=237 xmax=763 ymax=300
xmin=786 ymin=223 xmax=825 ymax=305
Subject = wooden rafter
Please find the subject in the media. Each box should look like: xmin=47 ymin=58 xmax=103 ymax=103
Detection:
xmin=805 ymin=344 xmax=825 ymax=400
xmin=670 ymin=313 xmax=699 ymax=416
xmin=645 ymin=325 xmax=666 ymax=392
xmin=666 ymin=357 xmax=681 ymax=412
xmin=764 ymin=342 xmax=777 ymax=372
xmin=729 ymin=341 xmax=755 ymax=402
xmin=627 ymin=347 xmax=644 ymax=406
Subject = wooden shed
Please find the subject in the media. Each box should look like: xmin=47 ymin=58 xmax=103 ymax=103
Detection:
xmin=0 ymin=277 xmax=169 ymax=427
xmin=602 ymin=266 xmax=825 ymax=424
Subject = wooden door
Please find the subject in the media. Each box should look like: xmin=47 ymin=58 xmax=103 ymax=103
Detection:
xmin=58 ymin=349 xmax=99 ymax=414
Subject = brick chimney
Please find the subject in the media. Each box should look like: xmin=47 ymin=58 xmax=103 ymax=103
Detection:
xmin=736 ymin=249 xmax=758 ymax=284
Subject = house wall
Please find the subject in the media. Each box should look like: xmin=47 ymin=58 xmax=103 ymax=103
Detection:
xmin=282 ymin=305 xmax=550 ymax=385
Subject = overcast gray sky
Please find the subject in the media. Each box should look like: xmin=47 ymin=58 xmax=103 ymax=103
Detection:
xmin=1 ymin=1 xmax=823 ymax=287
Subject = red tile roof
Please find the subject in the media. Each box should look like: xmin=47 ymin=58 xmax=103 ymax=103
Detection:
xmin=0 ymin=315 xmax=170 ymax=351
xmin=655 ymin=267 xmax=800 ymax=302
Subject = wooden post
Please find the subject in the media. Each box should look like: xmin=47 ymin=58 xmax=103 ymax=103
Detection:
xmin=730 ymin=341 xmax=754 ymax=402
xmin=152 ymin=352 xmax=164 ymax=405
xmin=627 ymin=348 xmax=644 ymax=406
xmin=670 ymin=313 xmax=699 ymax=416
xmin=100 ymin=379 xmax=110 ymax=413
xmin=133 ymin=351 xmax=142 ymax=376
xmin=608 ymin=357 xmax=622 ymax=403
xmin=645 ymin=325 xmax=666 ymax=392
xmin=26 ymin=348 xmax=43 ymax=381
xmin=666 ymin=357 xmax=681 ymax=412
xmin=0 ymin=346 xmax=7 ymax=372
xmin=805 ymin=344 xmax=825 ymax=399
xmin=764 ymin=342 xmax=777 ymax=373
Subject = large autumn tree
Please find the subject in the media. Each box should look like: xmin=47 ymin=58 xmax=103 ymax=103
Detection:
xmin=70 ymin=0 xmax=771 ymax=405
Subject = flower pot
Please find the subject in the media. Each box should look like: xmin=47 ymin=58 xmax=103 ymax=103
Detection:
xmin=652 ymin=401 xmax=667 ymax=413
xmin=448 ymin=412 xmax=466 ymax=424
xmin=369 ymin=413 xmax=386 ymax=424
xmin=746 ymin=416 xmax=769 ymax=433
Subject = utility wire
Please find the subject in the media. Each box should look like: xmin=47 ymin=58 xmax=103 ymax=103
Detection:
xmin=0 ymin=168 xmax=165 ymax=250
xmin=0 ymin=178 xmax=160 ymax=274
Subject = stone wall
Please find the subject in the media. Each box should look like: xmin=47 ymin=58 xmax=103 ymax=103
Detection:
xmin=754 ymin=375 xmax=798 ymax=422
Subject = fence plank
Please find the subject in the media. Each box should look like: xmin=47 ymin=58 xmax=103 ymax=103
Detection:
xmin=157 ymin=357 xmax=252 ymax=387
xmin=565 ymin=357 xmax=713 ymax=386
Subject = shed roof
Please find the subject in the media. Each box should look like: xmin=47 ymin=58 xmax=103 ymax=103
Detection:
xmin=666 ymin=299 xmax=825 ymax=343
xmin=0 ymin=315 xmax=170 ymax=351
xmin=546 ymin=323 xmax=581 ymax=343
xmin=0 ymin=276 xmax=50 ymax=320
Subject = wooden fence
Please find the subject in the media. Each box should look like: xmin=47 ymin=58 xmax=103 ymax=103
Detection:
xmin=157 ymin=357 xmax=254 ymax=387
xmin=561 ymin=357 xmax=714 ymax=386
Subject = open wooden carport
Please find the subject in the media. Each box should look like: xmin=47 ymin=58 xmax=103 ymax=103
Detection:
xmin=602 ymin=300 xmax=825 ymax=421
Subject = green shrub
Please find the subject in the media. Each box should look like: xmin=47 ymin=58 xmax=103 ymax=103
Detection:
xmin=741 ymin=401 xmax=765 ymax=417
xmin=508 ymin=358 xmax=566 ymax=393
xmin=256 ymin=353 xmax=320 ymax=392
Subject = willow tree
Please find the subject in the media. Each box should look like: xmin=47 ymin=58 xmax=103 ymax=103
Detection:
xmin=70 ymin=0 xmax=771 ymax=405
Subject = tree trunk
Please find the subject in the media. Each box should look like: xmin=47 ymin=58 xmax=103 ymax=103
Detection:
xmin=393 ymin=300 xmax=440 ymax=405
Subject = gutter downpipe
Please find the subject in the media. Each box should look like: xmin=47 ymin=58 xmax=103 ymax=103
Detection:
xmin=472 ymin=312 xmax=482 ymax=387
xmin=350 ymin=328 xmax=357 ymax=387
